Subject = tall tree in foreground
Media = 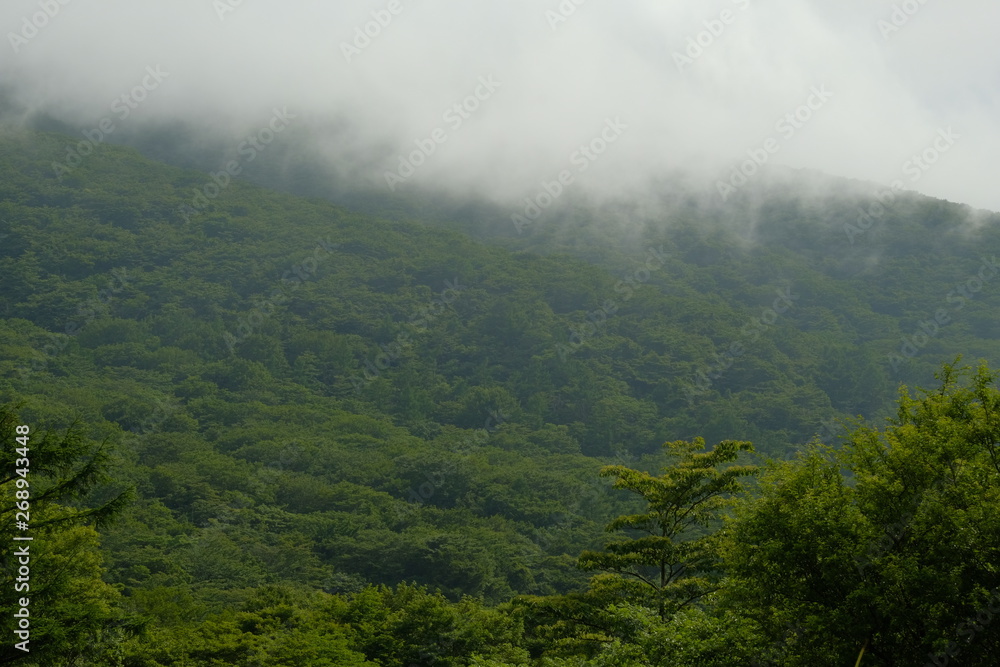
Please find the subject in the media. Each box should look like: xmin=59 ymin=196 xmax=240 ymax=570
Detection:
xmin=579 ymin=438 xmax=757 ymax=620
xmin=0 ymin=404 xmax=133 ymax=665
xmin=722 ymin=360 xmax=1000 ymax=666
xmin=517 ymin=438 xmax=757 ymax=657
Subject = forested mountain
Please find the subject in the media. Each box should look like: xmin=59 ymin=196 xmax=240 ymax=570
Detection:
xmin=2 ymin=126 xmax=1000 ymax=665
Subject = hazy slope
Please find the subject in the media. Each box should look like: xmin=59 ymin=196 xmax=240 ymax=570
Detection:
xmin=1 ymin=126 xmax=999 ymax=607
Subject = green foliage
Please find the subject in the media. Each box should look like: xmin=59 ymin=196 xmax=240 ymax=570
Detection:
xmin=579 ymin=439 xmax=756 ymax=619
xmin=722 ymin=360 xmax=1000 ymax=665
xmin=0 ymin=404 xmax=134 ymax=665
xmin=517 ymin=439 xmax=756 ymax=658
xmin=3 ymin=127 xmax=1000 ymax=664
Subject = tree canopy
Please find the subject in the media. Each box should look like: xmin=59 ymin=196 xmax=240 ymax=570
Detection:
xmin=2 ymin=127 xmax=1000 ymax=664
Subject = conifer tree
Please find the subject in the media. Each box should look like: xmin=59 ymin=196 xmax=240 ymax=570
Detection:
xmin=579 ymin=438 xmax=757 ymax=621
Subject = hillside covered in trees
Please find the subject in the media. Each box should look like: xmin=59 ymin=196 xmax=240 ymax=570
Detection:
xmin=2 ymin=127 xmax=1000 ymax=665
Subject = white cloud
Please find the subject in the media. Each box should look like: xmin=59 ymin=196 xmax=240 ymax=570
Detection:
xmin=2 ymin=0 xmax=998 ymax=211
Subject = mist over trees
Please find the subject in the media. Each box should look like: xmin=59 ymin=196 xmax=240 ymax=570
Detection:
xmin=1 ymin=121 xmax=1000 ymax=665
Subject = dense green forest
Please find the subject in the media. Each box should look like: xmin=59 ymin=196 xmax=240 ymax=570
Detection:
xmin=2 ymin=126 xmax=1000 ymax=664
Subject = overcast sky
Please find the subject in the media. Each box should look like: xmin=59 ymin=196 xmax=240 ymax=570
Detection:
xmin=2 ymin=0 xmax=999 ymax=212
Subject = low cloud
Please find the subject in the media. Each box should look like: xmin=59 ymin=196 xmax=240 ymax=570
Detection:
xmin=2 ymin=0 xmax=998 ymax=212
